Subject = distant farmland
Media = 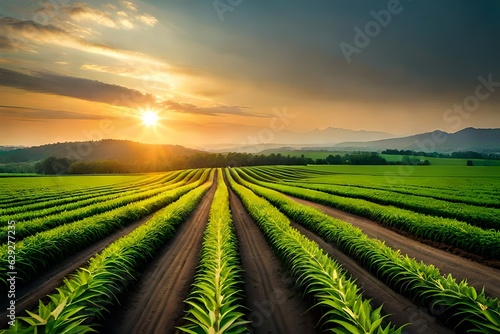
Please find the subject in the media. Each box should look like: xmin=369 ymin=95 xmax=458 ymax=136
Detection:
xmin=260 ymin=149 xmax=500 ymax=166
xmin=1 ymin=166 xmax=499 ymax=333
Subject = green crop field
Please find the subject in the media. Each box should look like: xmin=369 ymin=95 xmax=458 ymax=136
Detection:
xmin=0 ymin=166 xmax=499 ymax=333
xmin=261 ymin=149 xmax=500 ymax=166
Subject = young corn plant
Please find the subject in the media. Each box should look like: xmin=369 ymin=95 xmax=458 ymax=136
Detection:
xmin=248 ymin=165 xmax=500 ymax=208
xmin=0 ymin=170 xmax=198 ymax=243
xmin=3 ymin=171 xmax=214 ymax=334
xmin=235 ymin=169 xmax=500 ymax=259
xmin=287 ymin=181 xmax=500 ymax=230
xmin=179 ymin=169 xmax=248 ymax=334
xmin=226 ymin=169 xmax=404 ymax=334
xmin=232 ymin=168 xmax=500 ymax=333
xmin=0 ymin=169 xmax=211 ymax=289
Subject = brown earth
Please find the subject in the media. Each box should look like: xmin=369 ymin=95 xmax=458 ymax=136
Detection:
xmin=228 ymin=187 xmax=319 ymax=334
xmin=290 ymin=221 xmax=453 ymax=334
xmin=288 ymin=195 xmax=500 ymax=300
xmin=0 ymin=211 xmax=157 ymax=328
xmin=101 ymin=179 xmax=217 ymax=334
xmin=4 ymin=175 xmax=497 ymax=334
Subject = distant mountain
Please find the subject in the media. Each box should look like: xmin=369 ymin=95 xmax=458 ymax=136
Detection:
xmin=303 ymin=127 xmax=397 ymax=143
xmin=208 ymin=143 xmax=322 ymax=154
xmin=0 ymin=145 xmax=25 ymax=152
xmin=204 ymin=127 xmax=396 ymax=152
xmin=0 ymin=140 xmax=203 ymax=163
xmin=335 ymin=128 xmax=500 ymax=153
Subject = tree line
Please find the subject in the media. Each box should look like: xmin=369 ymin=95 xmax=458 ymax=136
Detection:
xmin=34 ymin=152 xmax=410 ymax=175
xmin=382 ymin=149 xmax=500 ymax=160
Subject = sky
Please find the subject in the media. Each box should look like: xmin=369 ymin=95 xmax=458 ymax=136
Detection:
xmin=0 ymin=0 xmax=499 ymax=148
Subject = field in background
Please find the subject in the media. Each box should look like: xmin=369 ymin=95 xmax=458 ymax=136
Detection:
xmin=261 ymin=149 xmax=500 ymax=166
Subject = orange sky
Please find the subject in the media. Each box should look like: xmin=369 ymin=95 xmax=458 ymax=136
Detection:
xmin=1 ymin=0 xmax=499 ymax=148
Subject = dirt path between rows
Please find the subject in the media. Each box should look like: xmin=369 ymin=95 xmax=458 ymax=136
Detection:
xmin=228 ymin=187 xmax=319 ymax=334
xmin=290 ymin=221 xmax=453 ymax=334
xmin=0 ymin=211 xmax=157 ymax=329
xmin=101 ymin=180 xmax=217 ymax=334
xmin=288 ymin=195 xmax=500 ymax=299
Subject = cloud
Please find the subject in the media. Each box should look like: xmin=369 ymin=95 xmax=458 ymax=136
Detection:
xmin=136 ymin=14 xmax=158 ymax=27
xmin=162 ymin=100 xmax=266 ymax=117
xmin=30 ymin=1 xmax=157 ymax=31
xmin=119 ymin=18 xmax=134 ymax=29
xmin=121 ymin=1 xmax=138 ymax=12
xmin=0 ymin=17 xmax=68 ymax=51
xmin=0 ymin=105 xmax=111 ymax=121
xmin=0 ymin=17 xmax=163 ymax=66
xmin=0 ymin=68 xmax=156 ymax=108
xmin=0 ymin=36 xmax=14 ymax=51
xmin=63 ymin=3 xmax=117 ymax=28
xmin=81 ymin=63 xmax=140 ymax=76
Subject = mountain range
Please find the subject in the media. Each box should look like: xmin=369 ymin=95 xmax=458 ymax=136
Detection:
xmin=208 ymin=127 xmax=499 ymax=153
xmin=204 ymin=127 xmax=397 ymax=152
xmin=0 ymin=128 xmax=498 ymax=165
xmin=333 ymin=127 xmax=499 ymax=153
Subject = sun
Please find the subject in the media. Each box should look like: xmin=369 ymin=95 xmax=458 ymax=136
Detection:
xmin=142 ymin=111 xmax=159 ymax=127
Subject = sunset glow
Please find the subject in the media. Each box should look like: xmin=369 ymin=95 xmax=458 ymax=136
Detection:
xmin=0 ymin=1 xmax=498 ymax=148
xmin=142 ymin=111 xmax=159 ymax=127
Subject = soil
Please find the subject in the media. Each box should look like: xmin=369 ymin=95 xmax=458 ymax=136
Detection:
xmin=0 ymin=211 xmax=157 ymax=328
xmin=290 ymin=221 xmax=453 ymax=334
xmin=287 ymin=195 xmax=500 ymax=300
xmin=4 ymin=177 xmax=497 ymax=334
xmin=228 ymin=187 xmax=319 ymax=334
xmin=101 ymin=180 xmax=217 ymax=334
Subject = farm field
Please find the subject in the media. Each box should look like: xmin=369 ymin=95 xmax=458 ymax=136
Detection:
xmin=261 ymin=149 xmax=500 ymax=166
xmin=1 ymin=166 xmax=499 ymax=333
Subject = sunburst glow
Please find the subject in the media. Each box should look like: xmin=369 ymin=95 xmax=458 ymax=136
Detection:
xmin=142 ymin=111 xmax=159 ymax=127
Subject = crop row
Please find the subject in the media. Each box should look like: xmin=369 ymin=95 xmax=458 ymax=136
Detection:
xmin=0 ymin=172 xmax=174 ymax=209
xmin=0 ymin=170 xmax=182 ymax=216
xmin=0 ymin=169 xmax=211 ymax=290
xmin=179 ymin=169 xmax=248 ymax=333
xmin=287 ymin=181 xmax=500 ymax=229
xmin=0 ymin=169 xmax=203 ymax=243
xmin=250 ymin=166 xmax=500 ymax=208
xmin=237 ymin=169 xmax=500 ymax=259
xmin=0 ymin=174 xmax=160 ymax=209
xmin=5 ymin=174 xmax=213 ymax=333
xmin=325 ymin=182 xmax=500 ymax=209
xmin=226 ymin=170 xmax=404 ymax=333
xmin=231 ymin=169 xmax=500 ymax=332
xmin=0 ymin=169 xmax=192 ymax=223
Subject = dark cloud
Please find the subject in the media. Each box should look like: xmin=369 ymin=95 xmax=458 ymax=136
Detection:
xmin=0 ymin=16 xmax=68 ymax=40
xmin=162 ymin=100 xmax=266 ymax=117
xmin=0 ymin=17 xmax=157 ymax=64
xmin=0 ymin=36 xmax=14 ymax=51
xmin=157 ymin=0 xmax=500 ymax=104
xmin=0 ymin=68 xmax=156 ymax=107
xmin=0 ymin=105 xmax=110 ymax=121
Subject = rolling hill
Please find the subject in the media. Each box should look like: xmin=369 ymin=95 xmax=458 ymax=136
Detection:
xmin=0 ymin=140 xmax=202 ymax=164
